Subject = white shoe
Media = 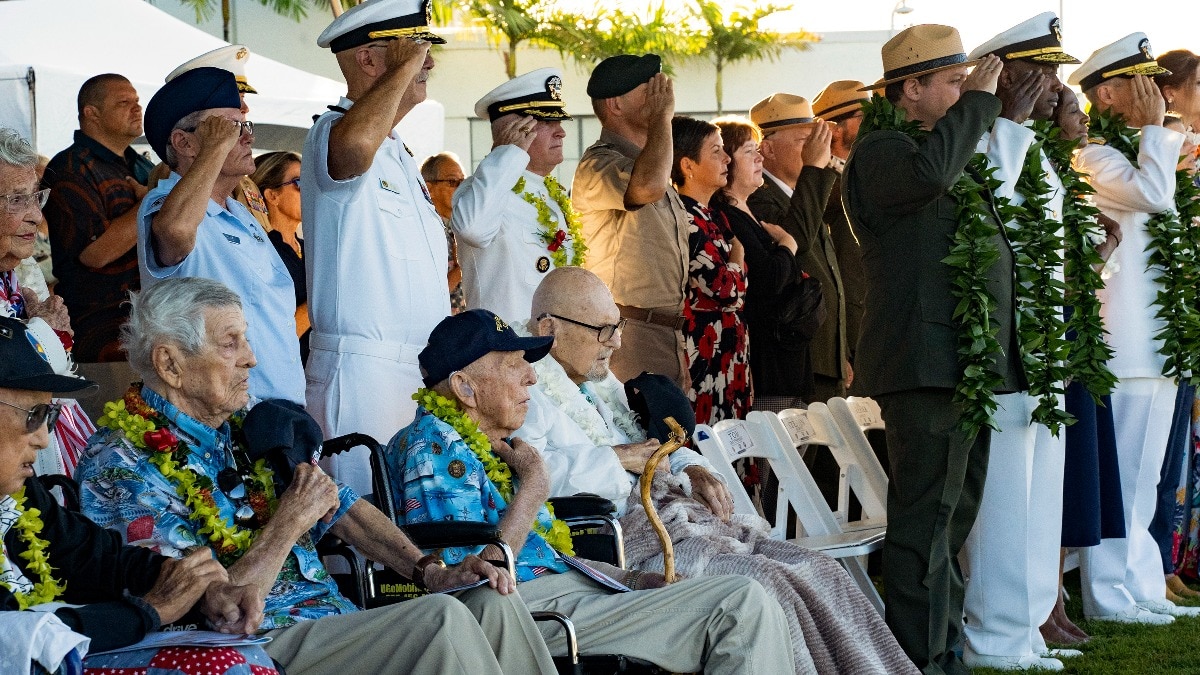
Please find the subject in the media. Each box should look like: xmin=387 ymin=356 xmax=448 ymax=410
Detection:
xmin=1089 ymin=606 xmax=1175 ymax=625
xmin=1042 ymin=648 xmax=1083 ymax=659
xmin=964 ymin=647 xmax=1064 ymax=671
xmin=1137 ymin=599 xmax=1200 ymax=617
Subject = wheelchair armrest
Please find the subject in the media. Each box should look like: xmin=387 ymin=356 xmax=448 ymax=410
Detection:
xmin=322 ymin=432 xmax=383 ymax=459
xmin=402 ymin=521 xmax=504 ymax=549
xmin=548 ymin=494 xmax=617 ymax=519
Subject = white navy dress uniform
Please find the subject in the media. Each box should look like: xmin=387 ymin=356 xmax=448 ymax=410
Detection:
xmin=960 ymin=14 xmax=1078 ymax=670
xmin=452 ymin=68 xmax=580 ymax=321
xmin=1068 ymin=33 xmax=1195 ymax=623
xmin=303 ymin=0 xmax=450 ymax=496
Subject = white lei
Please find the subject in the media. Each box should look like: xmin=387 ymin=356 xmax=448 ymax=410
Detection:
xmin=514 ymin=320 xmax=646 ymax=446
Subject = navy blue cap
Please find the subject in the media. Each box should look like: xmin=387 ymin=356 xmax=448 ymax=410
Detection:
xmin=586 ymin=54 xmax=662 ymax=99
xmin=419 ymin=309 xmax=553 ymax=387
xmin=144 ymin=67 xmax=242 ymax=163
xmin=624 ymin=372 xmax=695 ymax=442
xmin=0 ymin=316 xmax=96 ymax=394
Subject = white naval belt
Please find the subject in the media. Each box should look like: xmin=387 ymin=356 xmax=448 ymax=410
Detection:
xmin=309 ymin=332 xmax=422 ymax=364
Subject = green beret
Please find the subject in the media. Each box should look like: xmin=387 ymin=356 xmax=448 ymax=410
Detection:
xmin=586 ymin=54 xmax=662 ymax=99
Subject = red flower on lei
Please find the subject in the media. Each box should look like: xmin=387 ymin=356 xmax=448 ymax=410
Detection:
xmin=547 ymin=229 xmax=567 ymax=252
xmin=143 ymin=428 xmax=179 ymax=453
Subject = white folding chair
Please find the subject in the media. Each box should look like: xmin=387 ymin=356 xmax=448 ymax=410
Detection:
xmin=694 ymin=412 xmax=885 ymax=614
xmin=820 ymin=397 xmax=890 ymax=528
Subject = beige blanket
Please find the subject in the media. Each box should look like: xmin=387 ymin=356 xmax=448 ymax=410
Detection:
xmin=620 ymin=473 xmax=918 ymax=675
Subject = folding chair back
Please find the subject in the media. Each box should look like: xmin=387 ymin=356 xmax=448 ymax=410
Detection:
xmin=810 ymin=398 xmax=889 ymax=527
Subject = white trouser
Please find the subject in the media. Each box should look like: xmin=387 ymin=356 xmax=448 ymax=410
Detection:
xmin=305 ymin=332 xmax=424 ymax=497
xmin=962 ymin=391 xmax=1065 ymax=657
xmin=1080 ymin=376 xmax=1176 ymax=617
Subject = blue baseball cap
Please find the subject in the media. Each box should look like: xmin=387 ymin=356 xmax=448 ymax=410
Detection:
xmin=419 ymin=310 xmax=553 ymax=387
xmin=144 ymin=66 xmax=242 ymax=163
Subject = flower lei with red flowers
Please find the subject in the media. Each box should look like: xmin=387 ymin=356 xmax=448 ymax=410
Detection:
xmin=513 ymin=175 xmax=587 ymax=269
xmin=97 ymin=385 xmax=277 ymax=566
xmin=1 ymin=488 xmax=67 ymax=609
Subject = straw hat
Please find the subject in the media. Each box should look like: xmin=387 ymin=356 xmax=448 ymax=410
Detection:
xmin=812 ymin=81 xmax=869 ymax=119
xmin=863 ymin=24 xmax=981 ymax=90
xmin=750 ymin=94 xmax=818 ymax=133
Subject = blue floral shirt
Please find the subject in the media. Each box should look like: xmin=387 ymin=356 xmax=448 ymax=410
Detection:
xmin=75 ymin=386 xmax=360 ymax=630
xmin=387 ymin=407 xmax=569 ymax=582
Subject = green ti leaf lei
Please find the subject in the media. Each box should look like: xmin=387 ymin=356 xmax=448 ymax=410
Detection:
xmin=2 ymin=488 xmax=67 ymax=609
xmin=999 ymin=120 xmax=1073 ymax=434
xmin=1041 ymin=124 xmax=1117 ymax=402
xmin=861 ymin=94 xmax=1006 ymax=434
xmin=412 ymin=388 xmax=574 ymax=556
xmin=1089 ymin=109 xmax=1200 ymax=384
xmin=97 ymin=386 xmax=278 ymax=567
xmin=513 ymin=175 xmax=588 ymax=269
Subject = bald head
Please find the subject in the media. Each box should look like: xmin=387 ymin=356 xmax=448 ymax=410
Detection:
xmin=530 ymin=267 xmax=623 ymax=384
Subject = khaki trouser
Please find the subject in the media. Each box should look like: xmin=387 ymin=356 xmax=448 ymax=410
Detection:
xmin=519 ymin=571 xmax=794 ymax=674
xmin=264 ymin=590 xmax=556 ymax=674
xmin=609 ymin=317 xmax=689 ymax=391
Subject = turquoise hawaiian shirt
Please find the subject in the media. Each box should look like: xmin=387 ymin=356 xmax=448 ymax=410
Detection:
xmin=388 ymin=407 xmax=569 ymax=582
xmin=75 ymin=386 xmax=360 ymax=630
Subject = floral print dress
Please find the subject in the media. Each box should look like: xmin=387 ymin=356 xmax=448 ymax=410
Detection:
xmin=680 ymin=194 xmax=751 ymax=425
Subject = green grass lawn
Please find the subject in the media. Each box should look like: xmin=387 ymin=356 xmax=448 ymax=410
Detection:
xmin=971 ymin=570 xmax=1200 ymax=674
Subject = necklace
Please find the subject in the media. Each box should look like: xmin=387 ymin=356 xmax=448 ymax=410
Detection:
xmin=1041 ymin=125 xmax=1117 ymax=402
xmin=97 ymin=385 xmax=277 ymax=566
xmin=1089 ymin=109 xmax=1200 ymax=384
xmin=1 ymin=488 xmax=66 ymax=609
xmin=1003 ymin=122 xmax=1072 ymax=434
xmin=530 ymin=358 xmax=646 ymax=447
xmin=513 ymin=175 xmax=587 ymax=269
xmin=860 ymin=95 xmax=1006 ymax=434
xmin=412 ymin=388 xmax=574 ymax=555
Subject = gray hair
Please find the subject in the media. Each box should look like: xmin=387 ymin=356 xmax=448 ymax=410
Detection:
xmin=121 ymin=277 xmax=243 ymax=379
xmin=163 ymin=110 xmax=208 ymax=170
xmin=0 ymin=128 xmax=38 ymax=169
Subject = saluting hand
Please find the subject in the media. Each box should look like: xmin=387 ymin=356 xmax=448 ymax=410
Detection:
xmin=998 ymin=70 xmax=1046 ymax=124
xmin=1127 ymin=74 xmax=1167 ymax=128
xmin=644 ymin=73 xmax=676 ymax=125
xmin=383 ymin=37 xmax=432 ymax=83
xmin=492 ymin=113 xmax=539 ymax=151
xmin=801 ymin=121 xmax=833 ymax=169
xmin=192 ymin=115 xmax=243 ymax=157
xmin=962 ymin=54 xmax=1003 ymax=95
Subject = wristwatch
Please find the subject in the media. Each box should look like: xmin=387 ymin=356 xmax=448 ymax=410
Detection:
xmin=412 ymin=553 xmax=447 ymax=588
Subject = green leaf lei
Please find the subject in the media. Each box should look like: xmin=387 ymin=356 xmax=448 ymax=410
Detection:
xmin=860 ymin=95 xmax=1005 ymax=434
xmin=412 ymin=388 xmax=574 ymax=556
xmin=1041 ymin=124 xmax=1117 ymax=402
xmin=1089 ymin=109 xmax=1200 ymax=384
xmin=2 ymin=488 xmax=67 ymax=609
xmin=1000 ymin=121 xmax=1073 ymax=434
xmin=513 ymin=175 xmax=588 ymax=269
xmin=97 ymin=386 xmax=277 ymax=567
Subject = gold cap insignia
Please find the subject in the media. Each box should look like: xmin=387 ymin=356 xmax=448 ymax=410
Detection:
xmin=547 ymin=75 xmax=563 ymax=101
xmin=1050 ymin=18 xmax=1062 ymax=42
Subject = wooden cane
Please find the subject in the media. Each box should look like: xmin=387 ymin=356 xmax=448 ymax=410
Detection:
xmin=638 ymin=417 xmax=688 ymax=584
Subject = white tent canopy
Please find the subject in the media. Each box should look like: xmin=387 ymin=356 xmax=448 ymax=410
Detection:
xmin=0 ymin=0 xmax=443 ymax=159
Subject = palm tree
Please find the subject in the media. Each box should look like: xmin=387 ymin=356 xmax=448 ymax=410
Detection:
xmin=172 ymin=0 xmax=321 ymax=41
xmin=458 ymin=0 xmax=558 ymax=80
xmin=690 ymin=0 xmax=816 ymax=113
xmin=539 ymin=2 xmax=698 ymax=74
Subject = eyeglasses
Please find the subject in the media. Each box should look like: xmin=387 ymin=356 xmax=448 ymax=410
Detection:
xmin=544 ymin=313 xmax=627 ymax=343
xmin=0 ymin=189 xmax=50 ymax=214
xmin=0 ymin=400 xmax=63 ymax=433
xmin=429 ymin=178 xmax=464 ymax=188
xmin=182 ymin=120 xmax=254 ymax=137
xmin=273 ymin=177 xmax=301 ymax=191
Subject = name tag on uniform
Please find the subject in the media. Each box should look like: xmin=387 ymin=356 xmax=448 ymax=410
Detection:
xmin=379 ymin=178 xmax=402 ymax=194
xmin=223 ymin=233 xmax=241 ymax=245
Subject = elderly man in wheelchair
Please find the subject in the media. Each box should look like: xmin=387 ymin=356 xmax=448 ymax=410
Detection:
xmin=385 ymin=308 xmax=795 ymax=674
xmin=74 ymin=277 xmax=560 ymax=674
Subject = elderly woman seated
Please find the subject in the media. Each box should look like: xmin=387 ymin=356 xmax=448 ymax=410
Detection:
xmin=0 ymin=314 xmax=269 ymax=675
xmin=74 ymin=277 xmax=560 ymax=675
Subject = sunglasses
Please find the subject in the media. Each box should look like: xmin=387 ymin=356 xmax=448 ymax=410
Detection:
xmin=0 ymin=400 xmax=63 ymax=433
xmin=272 ymin=177 xmax=301 ymax=191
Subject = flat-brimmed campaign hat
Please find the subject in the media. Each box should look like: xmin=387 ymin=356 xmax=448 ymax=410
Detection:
xmin=167 ymin=45 xmax=258 ymax=94
xmin=144 ymin=67 xmax=241 ymax=163
xmin=318 ymin=0 xmax=445 ymax=53
xmin=812 ymin=81 xmax=870 ymax=120
xmin=865 ymin=24 xmax=981 ymax=90
xmin=0 ymin=316 xmax=96 ymax=395
xmin=968 ymin=13 xmax=1080 ymax=65
xmin=1068 ymin=32 xmax=1171 ymax=91
xmin=751 ymin=94 xmax=818 ymax=133
xmin=475 ymin=67 xmax=571 ymax=121
xmin=419 ymin=309 xmax=553 ymax=387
